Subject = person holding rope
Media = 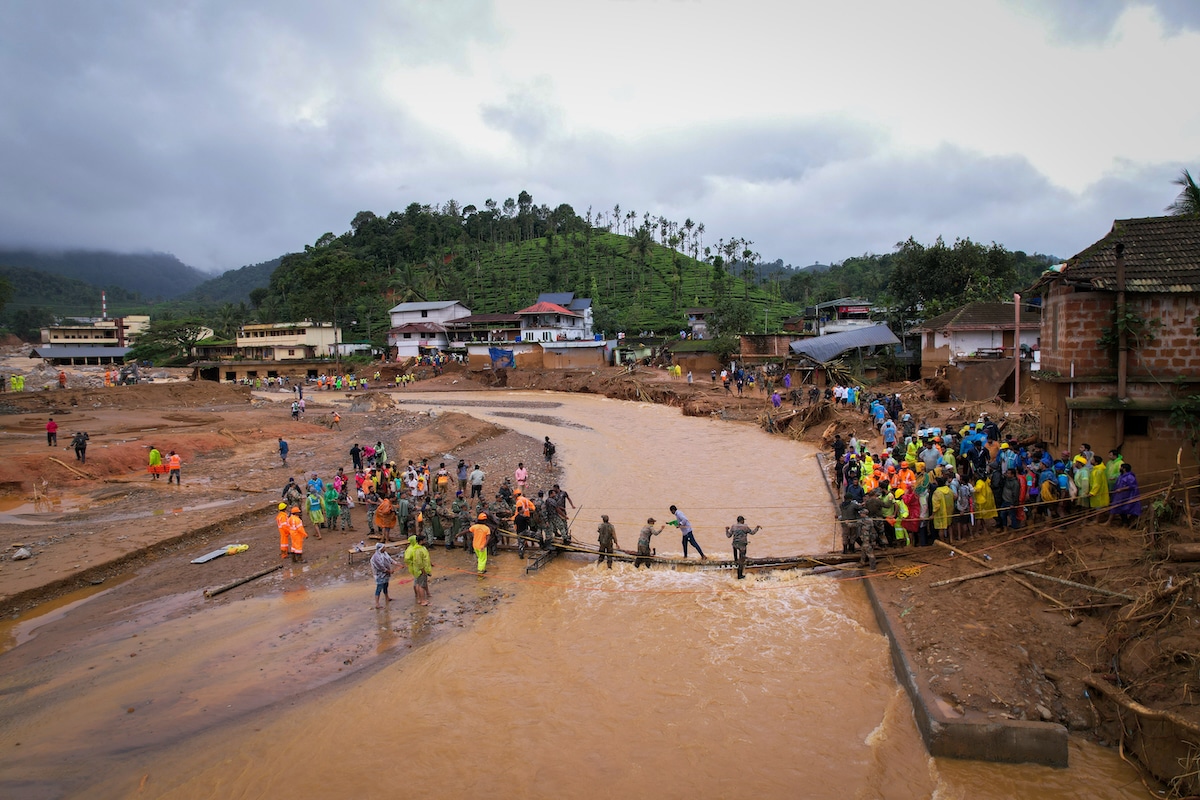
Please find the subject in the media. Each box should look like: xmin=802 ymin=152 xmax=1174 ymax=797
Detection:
xmin=636 ymin=517 xmax=664 ymax=569
xmin=725 ymin=516 xmax=760 ymax=580
xmin=669 ymin=505 xmax=705 ymax=559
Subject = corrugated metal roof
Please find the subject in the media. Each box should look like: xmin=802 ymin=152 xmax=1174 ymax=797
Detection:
xmin=30 ymin=345 xmax=131 ymax=358
xmin=788 ymin=324 xmax=899 ymax=363
xmin=387 ymin=301 xmax=464 ymax=313
xmin=1044 ymin=215 xmax=1200 ymax=293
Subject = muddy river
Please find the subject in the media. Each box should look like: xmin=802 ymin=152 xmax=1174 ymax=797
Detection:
xmin=0 ymin=392 xmax=1146 ymax=798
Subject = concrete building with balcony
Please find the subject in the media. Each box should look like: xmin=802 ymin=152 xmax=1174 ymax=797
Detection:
xmin=235 ymin=321 xmax=341 ymax=360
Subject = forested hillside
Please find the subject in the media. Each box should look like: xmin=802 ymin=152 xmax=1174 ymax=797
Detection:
xmin=179 ymin=257 xmax=280 ymax=305
xmin=0 ymin=265 xmax=148 ymax=340
xmin=0 ymin=249 xmax=208 ymax=300
xmin=257 ymin=194 xmax=1059 ymax=347
xmin=260 ymin=198 xmax=796 ymax=345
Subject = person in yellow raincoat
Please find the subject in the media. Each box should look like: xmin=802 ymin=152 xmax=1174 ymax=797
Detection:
xmin=891 ymin=488 xmax=910 ymax=545
xmin=1089 ymin=455 xmax=1110 ymax=511
xmin=931 ymin=478 xmax=954 ymax=542
xmin=973 ymin=475 xmax=998 ymax=526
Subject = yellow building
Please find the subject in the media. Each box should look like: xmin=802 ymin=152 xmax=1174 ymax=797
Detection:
xmin=235 ymin=321 xmax=341 ymax=360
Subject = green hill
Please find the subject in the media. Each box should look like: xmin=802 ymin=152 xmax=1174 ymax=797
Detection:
xmin=179 ymin=256 xmax=281 ymax=305
xmin=0 ymin=248 xmax=208 ymax=300
xmin=259 ymin=202 xmax=797 ymax=344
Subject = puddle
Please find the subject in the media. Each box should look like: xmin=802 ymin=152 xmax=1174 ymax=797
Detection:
xmin=0 ymin=572 xmax=136 ymax=654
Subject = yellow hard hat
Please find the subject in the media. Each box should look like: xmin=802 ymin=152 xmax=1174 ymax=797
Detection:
xmin=278 ymin=502 xmax=287 ymax=510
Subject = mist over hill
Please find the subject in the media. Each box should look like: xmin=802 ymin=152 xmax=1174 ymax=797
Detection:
xmin=0 ymin=248 xmax=208 ymax=300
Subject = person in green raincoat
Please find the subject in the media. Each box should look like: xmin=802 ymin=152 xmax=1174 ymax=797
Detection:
xmin=1105 ymin=450 xmax=1124 ymax=492
xmin=323 ymin=485 xmax=340 ymax=530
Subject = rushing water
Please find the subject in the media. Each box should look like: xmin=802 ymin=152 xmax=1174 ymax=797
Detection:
xmin=2 ymin=392 xmax=1147 ymax=798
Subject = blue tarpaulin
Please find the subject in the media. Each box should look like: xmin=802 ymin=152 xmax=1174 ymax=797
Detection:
xmin=488 ymin=347 xmax=515 ymax=367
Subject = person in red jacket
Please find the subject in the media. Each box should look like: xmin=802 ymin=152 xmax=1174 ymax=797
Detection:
xmin=46 ymin=418 xmax=58 ymax=447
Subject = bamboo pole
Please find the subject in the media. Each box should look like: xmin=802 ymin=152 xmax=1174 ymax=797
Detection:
xmin=934 ymin=540 xmax=1067 ymax=608
xmin=930 ymin=557 xmax=1046 ymax=588
xmin=48 ymin=456 xmax=93 ymax=479
xmin=204 ymin=563 xmax=284 ymax=598
xmin=1016 ymin=570 xmax=1134 ymax=600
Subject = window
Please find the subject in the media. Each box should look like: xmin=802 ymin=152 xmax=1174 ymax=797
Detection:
xmin=404 ymin=333 xmax=412 ymax=339
xmin=1125 ymin=414 xmax=1150 ymax=437
xmin=288 ymin=349 xmax=295 ymax=356
xmin=421 ymin=310 xmax=428 ymax=318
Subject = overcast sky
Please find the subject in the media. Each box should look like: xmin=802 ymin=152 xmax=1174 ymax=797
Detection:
xmin=0 ymin=0 xmax=1197 ymax=273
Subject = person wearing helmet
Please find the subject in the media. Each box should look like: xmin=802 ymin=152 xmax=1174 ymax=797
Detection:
xmin=286 ymin=506 xmax=307 ymax=562
xmin=276 ymin=502 xmax=291 ymax=558
xmin=470 ymin=513 xmax=492 ymax=574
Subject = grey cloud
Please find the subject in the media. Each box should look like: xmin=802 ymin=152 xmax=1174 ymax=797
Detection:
xmin=0 ymin=0 xmax=499 ymax=270
xmin=1011 ymin=0 xmax=1200 ymax=42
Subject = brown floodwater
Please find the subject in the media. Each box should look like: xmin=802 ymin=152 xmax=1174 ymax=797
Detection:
xmin=0 ymin=392 xmax=1148 ymax=798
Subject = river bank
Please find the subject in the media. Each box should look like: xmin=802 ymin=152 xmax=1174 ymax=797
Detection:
xmin=0 ymin=376 xmax=1161 ymax=800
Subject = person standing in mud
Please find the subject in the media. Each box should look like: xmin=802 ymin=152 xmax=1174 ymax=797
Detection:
xmin=404 ymin=533 xmax=432 ymax=606
xmin=543 ymin=436 xmax=556 ymax=467
xmin=278 ymin=437 xmax=288 ymax=466
xmin=147 ymin=445 xmax=163 ymax=479
xmin=287 ymin=506 xmax=307 ymax=562
xmin=71 ymin=431 xmax=89 ymax=464
xmin=350 ymin=443 xmax=363 ymax=472
xmin=46 ymin=418 xmax=58 ymax=447
xmin=167 ymin=451 xmax=182 ymax=484
xmin=596 ymin=514 xmax=619 ymax=568
xmin=855 ymin=507 xmax=879 ymax=570
xmin=725 ymin=516 xmax=760 ymax=580
xmin=669 ymin=505 xmax=705 ymax=559
xmin=370 ymin=543 xmax=395 ymax=608
xmin=636 ymin=517 xmax=664 ymax=568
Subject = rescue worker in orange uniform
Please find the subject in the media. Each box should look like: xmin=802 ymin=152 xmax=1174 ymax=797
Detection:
xmin=167 ymin=451 xmax=182 ymax=485
xmin=470 ymin=514 xmax=491 ymax=575
xmin=276 ymin=502 xmax=290 ymax=558
xmin=287 ymin=506 xmax=308 ymax=562
xmin=513 ymin=489 xmax=535 ymax=557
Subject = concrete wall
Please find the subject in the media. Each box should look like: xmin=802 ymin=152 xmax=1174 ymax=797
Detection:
xmin=542 ymin=347 xmax=605 ymax=369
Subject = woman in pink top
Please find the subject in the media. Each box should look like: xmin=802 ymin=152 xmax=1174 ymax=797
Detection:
xmin=514 ymin=462 xmax=528 ymax=491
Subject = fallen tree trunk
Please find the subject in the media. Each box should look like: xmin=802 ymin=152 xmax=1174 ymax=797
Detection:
xmin=1081 ymin=675 xmax=1200 ymax=738
xmin=1167 ymin=543 xmax=1200 ymax=562
xmin=48 ymin=456 xmax=93 ymax=479
xmin=930 ymin=557 xmax=1046 ymax=588
xmin=204 ymin=564 xmax=284 ymax=598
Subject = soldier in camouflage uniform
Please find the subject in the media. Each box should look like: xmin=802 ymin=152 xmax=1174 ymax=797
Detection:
xmin=838 ymin=495 xmax=863 ymax=554
xmin=449 ymin=491 xmax=470 ymax=550
xmin=531 ymin=491 xmax=549 ymax=548
xmin=855 ymin=507 xmax=880 ymax=570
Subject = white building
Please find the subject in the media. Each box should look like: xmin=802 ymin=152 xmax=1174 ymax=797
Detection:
xmin=536 ymin=292 xmax=593 ymax=338
xmin=386 ymin=301 xmax=471 ymax=359
xmin=515 ymin=301 xmax=588 ymax=342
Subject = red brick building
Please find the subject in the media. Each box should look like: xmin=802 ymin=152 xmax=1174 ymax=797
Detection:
xmin=1032 ymin=216 xmax=1200 ymax=477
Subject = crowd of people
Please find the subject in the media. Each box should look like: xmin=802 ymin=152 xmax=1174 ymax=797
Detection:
xmin=830 ymin=392 xmax=1143 ymax=570
xmin=274 ymin=438 xmax=582 ymax=583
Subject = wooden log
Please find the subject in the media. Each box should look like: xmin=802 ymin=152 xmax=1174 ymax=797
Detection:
xmin=1167 ymin=543 xmax=1200 ymax=562
xmin=1016 ymin=570 xmax=1134 ymax=600
xmin=48 ymin=456 xmax=93 ymax=480
xmin=204 ymin=563 xmax=284 ymax=598
xmin=1081 ymin=675 xmax=1200 ymax=738
xmin=930 ymin=557 xmax=1046 ymax=588
xmin=934 ymin=540 xmax=1067 ymax=608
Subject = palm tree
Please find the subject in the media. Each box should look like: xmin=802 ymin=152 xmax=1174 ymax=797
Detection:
xmin=1167 ymin=168 xmax=1200 ymax=216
